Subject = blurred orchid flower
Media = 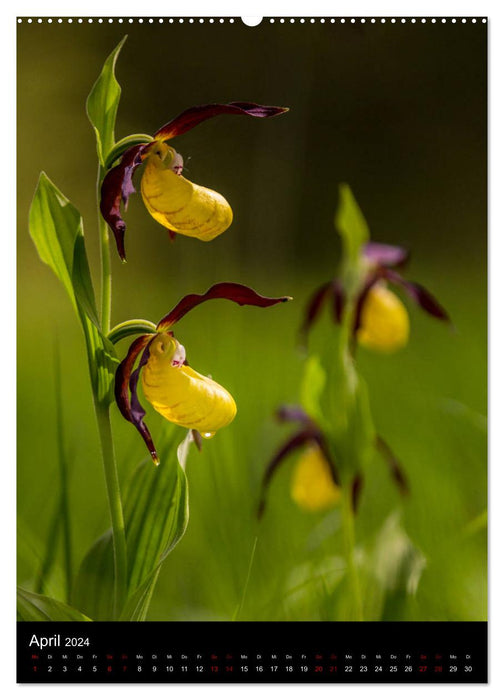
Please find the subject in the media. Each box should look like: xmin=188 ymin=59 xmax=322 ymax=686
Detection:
xmin=258 ymin=405 xmax=409 ymax=518
xmin=100 ymin=102 xmax=288 ymax=261
xmin=290 ymin=442 xmax=341 ymax=512
xmin=115 ymin=283 xmax=291 ymax=464
xmin=300 ymin=242 xmax=450 ymax=353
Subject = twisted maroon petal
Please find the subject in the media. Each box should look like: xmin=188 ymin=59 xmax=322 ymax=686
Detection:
xmin=299 ymin=281 xmax=332 ymax=345
xmin=351 ymin=473 xmax=364 ymax=513
xmin=114 ymin=334 xmax=159 ymax=464
xmin=100 ymin=142 xmax=152 ymax=261
xmin=363 ymin=242 xmax=409 ymax=268
xmin=352 ymin=272 xmax=381 ymax=338
xmin=157 ymin=282 xmax=291 ymax=330
xmin=257 ymin=428 xmax=315 ymax=519
xmin=154 ymin=102 xmax=289 ymax=141
xmin=332 ymin=279 xmax=346 ymax=324
xmin=386 ymin=270 xmax=450 ymax=322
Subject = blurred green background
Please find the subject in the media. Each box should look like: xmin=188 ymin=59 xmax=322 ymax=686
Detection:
xmin=17 ymin=19 xmax=486 ymax=621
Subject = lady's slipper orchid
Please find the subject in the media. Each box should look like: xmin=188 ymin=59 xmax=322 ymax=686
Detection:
xmin=100 ymin=102 xmax=288 ymax=261
xmin=258 ymin=406 xmax=408 ymax=518
xmin=300 ymin=241 xmax=450 ymax=353
xmin=115 ymin=282 xmax=291 ymax=464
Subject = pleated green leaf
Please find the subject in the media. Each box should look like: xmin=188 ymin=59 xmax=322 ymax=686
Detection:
xmin=119 ymin=569 xmax=160 ymax=622
xmin=71 ymin=531 xmax=115 ymax=621
xmin=124 ymin=432 xmax=189 ymax=595
xmin=17 ymin=587 xmax=91 ymax=621
xmin=29 ymin=172 xmax=82 ymax=310
xmin=87 ymin=35 xmax=127 ymax=166
xmin=73 ymin=429 xmax=189 ymax=620
xmin=29 ymin=174 xmax=117 ymax=403
xmin=29 ymin=172 xmax=100 ymax=328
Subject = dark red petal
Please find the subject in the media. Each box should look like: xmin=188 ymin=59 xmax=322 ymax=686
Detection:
xmin=114 ymin=334 xmax=159 ymax=464
xmin=100 ymin=143 xmax=152 ymax=261
xmin=257 ymin=428 xmax=315 ymax=519
xmin=363 ymin=242 xmax=409 ymax=268
xmin=332 ymin=279 xmax=346 ymax=324
xmin=298 ymin=281 xmax=332 ymax=345
xmin=375 ymin=435 xmax=409 ymax=496
xmin=314 ymin=434 xmax=341 ymax=488
xmin=154 ymin=102 xmax=289 ymax=141
xmin=157 ymin=282 xmax=292 ymax=330
xmin=352 ymin=273 xmax=381 ymax=337
xmin=386 ymin=270 xmax=450 ymax=322
xmin=351 ymin=473 xmax=364 ymax=513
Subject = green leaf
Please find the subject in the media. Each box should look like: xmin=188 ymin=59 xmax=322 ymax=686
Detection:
xmin=29 ymin=172 xmax=82 ymax=309
xmin=335 ymin=183 xmax=370 ymax=266
xmin=73 ymin=429 xmax=189 ymax=620
xmin=28 ymin=173 xmax=116 ymax=402
xmin=72 ymin=235 xmax=100 ymax=328
xmin=361 ymin=513 xmax=426 ymax=621
xmin=124 ymin=432 xmax=189 ymax=594
xmin=17 ymin=587 xmax=91 ymax=621
xmin=119 ymin=569 xmax=160 ymax=621
xmin=87 ymin=36 xmax=127 ymax=166
xmin=29 ymin=173 xmax=100 ymax=327
xmin=80 ymin=310 xmax=118 ymax=405
xmin=299 ymin=355 xmax=326 ymax=423
xmin=105 ymin=133 xmax=153 ymax=170
xmin=71 ymin=530 xmax=115 ymax=621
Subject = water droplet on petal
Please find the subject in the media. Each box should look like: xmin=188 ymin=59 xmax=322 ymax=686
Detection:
xmin=202 ymin=432 xmax=215 ymax=439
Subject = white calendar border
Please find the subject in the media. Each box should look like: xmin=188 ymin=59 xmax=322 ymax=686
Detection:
xmin=2 ymin=0 xmax=502 ymax=697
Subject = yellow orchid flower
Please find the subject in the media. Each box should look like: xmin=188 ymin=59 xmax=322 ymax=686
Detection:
xmin=115 ymin=283 xmax=291 ymax=464
xmin=290 ymin=443 xmax=341 ymax=512
xmin=356 ymin=283 xmax=409 ymax=353
xmin=141 ymin=332 xmax=236 ymax=437
xmin=140 ymin=142 xmax=233 ymax=242
xmin=100 ymin=102 xmax=288 ymax=261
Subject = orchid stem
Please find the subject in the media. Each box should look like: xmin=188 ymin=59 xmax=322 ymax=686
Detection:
xmin=341 ymin=484 xmax=363 ymax=621
xmin=93 ymin=164 xmax=127 ymax=617
xmin=94 ymin=401 xmax=128 ymax=617
xmin=97 ymin=165 xmax=112 ymax=335
xmin=53 ymin=341 xmax=72 ymax=599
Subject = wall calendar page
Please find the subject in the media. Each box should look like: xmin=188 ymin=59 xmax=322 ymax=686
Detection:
xmin=16 ymin=13 xmax=487 ymax=685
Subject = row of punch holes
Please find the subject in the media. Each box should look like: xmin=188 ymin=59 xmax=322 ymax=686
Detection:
xmin=17 ymin=17 xmax=488 ymax=25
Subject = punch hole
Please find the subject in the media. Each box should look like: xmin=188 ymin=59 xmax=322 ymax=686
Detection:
xmin=241 ymin=17 xmax=263 ymax=27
